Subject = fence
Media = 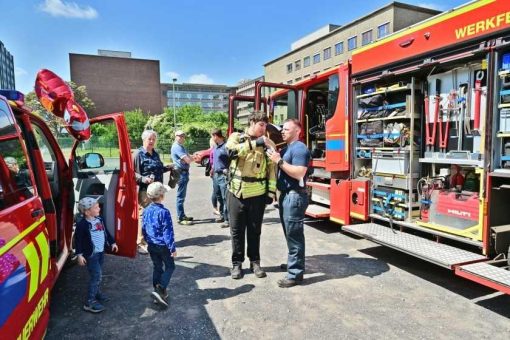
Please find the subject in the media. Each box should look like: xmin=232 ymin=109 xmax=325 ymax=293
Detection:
xmin=57 ymin=136 xmax=211 ymax=162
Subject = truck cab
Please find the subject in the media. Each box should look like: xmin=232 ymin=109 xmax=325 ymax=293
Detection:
xmin=0 ymin=88 xmax=137 ymax=339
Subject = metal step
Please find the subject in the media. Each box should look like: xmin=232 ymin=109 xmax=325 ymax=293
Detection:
xmin=456 ymin=262 xmax=510 ymax=294
xmin=343 ymin=223 xmax=486 ymax=269
xmin=306 ymin=204 xmax=330 ymax=218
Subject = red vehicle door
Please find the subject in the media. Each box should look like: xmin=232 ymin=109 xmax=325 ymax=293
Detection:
xmin=0 ymin=96 xmax=51 ymax=339
xmin=325 ymin=64 xmax=351 ymax=172
xmin=72 ymin=113 xmax=137 ymax=257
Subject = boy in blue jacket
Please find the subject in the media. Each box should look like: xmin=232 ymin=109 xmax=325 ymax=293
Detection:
xmin=75 ymin=197 xmax=118 ymax=313
xmin=142 ymin=182 xmax=177 ymax=307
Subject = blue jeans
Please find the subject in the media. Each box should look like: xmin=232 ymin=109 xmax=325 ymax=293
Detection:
xmin=148 ymin=243 xmax=176 ymax=289
xmin=279 ymin=191 xmax=308 ymax=280
xmin=86 ymin=252 xmax=104 ymax=303
xmin=213 ymin=173 xmax=228 ymax=221
xmin=176 ymin=170 xmax=189 ymax=221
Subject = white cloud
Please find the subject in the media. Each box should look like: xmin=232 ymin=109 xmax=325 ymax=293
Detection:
xmin=14 ymin=67 xmax=28 ymax=77
xmin=188 ymin=74 xmax=214 ymax=84
xmin=165 ymin=71 xmax=180 ymax=81
xmin=416 ymin=3 xmax=446 ymax=11
xmin=40 ymin=0 xmax=98 ymax=19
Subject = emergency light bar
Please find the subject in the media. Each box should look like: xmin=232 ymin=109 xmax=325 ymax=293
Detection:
xmin=0 ymin=89 xmax=24 ymax=103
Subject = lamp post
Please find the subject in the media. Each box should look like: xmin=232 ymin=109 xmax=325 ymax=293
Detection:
xmin=172 ymin=78 xmax=177 ymax=130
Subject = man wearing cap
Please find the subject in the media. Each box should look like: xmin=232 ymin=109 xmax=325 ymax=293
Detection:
xmin=171 ymin=130 xmax=194 ymax=225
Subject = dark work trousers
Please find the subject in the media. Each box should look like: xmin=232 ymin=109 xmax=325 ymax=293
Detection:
xmin=227 ymin=191 xmax=266 ymax=265
xmin=279 ymin=191 xmax=308 ymax=280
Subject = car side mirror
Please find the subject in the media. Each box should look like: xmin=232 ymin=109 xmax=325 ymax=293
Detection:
xmin=82 ymin=153 xmax=104 ymax=169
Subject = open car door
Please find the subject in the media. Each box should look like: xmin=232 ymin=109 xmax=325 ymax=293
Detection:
xmin=72 ymin=113 xmax=137 ymax=257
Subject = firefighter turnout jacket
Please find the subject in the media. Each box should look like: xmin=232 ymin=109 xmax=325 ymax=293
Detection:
xmin=226 ymin=131 xmax=277 ymax=199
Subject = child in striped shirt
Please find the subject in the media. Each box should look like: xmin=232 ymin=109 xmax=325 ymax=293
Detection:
xmin=75 ymin=197 xmax=118 ymax=313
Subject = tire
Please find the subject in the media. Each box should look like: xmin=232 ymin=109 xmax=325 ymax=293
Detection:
xmin=201 ymin=157 xmax=209 ymax=167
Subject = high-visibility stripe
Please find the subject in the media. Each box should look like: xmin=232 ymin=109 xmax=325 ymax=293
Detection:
xmin=35 ymin=232 xmax=50 ymax=284
xmin=0 ymin=216 xmax=46 ymax=257
xmin=22 ymin=243 xmax=40 ymax=301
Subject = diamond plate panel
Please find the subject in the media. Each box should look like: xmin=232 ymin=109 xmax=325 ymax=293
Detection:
xmin=343 ymin=223 xmax=486 ymax=268
xmin=459 ymin=262 xmax=510 ymax=287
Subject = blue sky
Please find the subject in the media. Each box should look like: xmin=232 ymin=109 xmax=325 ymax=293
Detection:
xmin=2 ymin=0 xmax=467 ymax=94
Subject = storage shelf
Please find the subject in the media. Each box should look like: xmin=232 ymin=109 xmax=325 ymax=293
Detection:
xmin=361 ymin=102 xmax=406 ymax=112
xmin=356 ymin=84 xmax=411 ymax=99
xmin=497 ymin=133 xmax=510 ymax=137
xmin=419 ymin=157 xmax=483 ymax=166
xmin=498 ymin=70 xmax=510 ymax=77
xmin=356 ymin=146 xmax=412 ymax=151
xmin=356 ymin=113 xmax=419 ymax=123
xmin=498 ymin=103 xmax=510 ymax=109
xmin=357 ymin=133 xmax=401 ymax=139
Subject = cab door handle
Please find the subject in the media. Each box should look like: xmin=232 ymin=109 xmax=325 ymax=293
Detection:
xmin=31 ymin=209 xmax=44 ymax=217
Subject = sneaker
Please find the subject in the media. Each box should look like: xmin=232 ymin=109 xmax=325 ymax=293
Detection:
xmin=213 ymin=209 xmax=221 ymax=216
xmin=250 ymin=261 xmax=267 ymax=278
xmin=221 ymin=221 xmax=229 ymax=228
xmin=182 ymin=216 xmax=194 ymax=221
xmin=215 ymin=217 xmax=225 ymax=223
xmin=151 ymin=285 xmax=168 ymax=307
xmin=83 ymin=300 xmax=105 ymax=313
xmin=137 ymin=245 xmax=149 ymax=255
xmin=277 ymin=278 xmax=298 ymax=288
xmin=178 ymin=219 xmax=193 ymax=225
xmin=231 ymin=264 xmax=243 ymax=279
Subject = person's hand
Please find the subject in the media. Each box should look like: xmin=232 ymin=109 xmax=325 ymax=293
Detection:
xmin=111 ymin=243 xmax=118 ymax=253
xmin=268 ymin=150 xmax=281 ymax=164
xmin=143 ymin=176 xmax=154 ymax=184
xmin=171 ymin=251 xmax=177 ymax=258
xmin=77 ymin=255 xmax=86 ymax=266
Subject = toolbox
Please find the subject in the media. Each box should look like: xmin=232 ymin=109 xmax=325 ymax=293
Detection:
xmin=499 ymin=109 xmax=510 ymax=132
xmin=373 ymin=174 xmax=417 ymax=190
xmin=428 ymin=191 xmax=479 ymax=230
xmin=372 ymin=151 xmax=416 ymax=175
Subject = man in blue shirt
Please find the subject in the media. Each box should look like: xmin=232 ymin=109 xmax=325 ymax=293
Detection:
xmin=171 ymin=130 xmax=194 ymax=225
xmin=268 ymin=119 xmax=310 ymax=288
xmin=211 ymin=128 xmax=229 ymax=228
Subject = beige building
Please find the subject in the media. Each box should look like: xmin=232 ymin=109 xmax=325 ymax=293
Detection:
xmin=264 ymin=2 xmax=440 ymax=85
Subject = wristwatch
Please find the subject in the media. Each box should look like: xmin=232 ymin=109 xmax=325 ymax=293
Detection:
xmin=277 ymin=159 xmax=284 ymax=167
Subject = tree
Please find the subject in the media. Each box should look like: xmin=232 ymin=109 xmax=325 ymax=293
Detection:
xmin=25 ymin=81 xmax=96 ymax=138
xmin=124 ymin=109 xmax=150 ymax=145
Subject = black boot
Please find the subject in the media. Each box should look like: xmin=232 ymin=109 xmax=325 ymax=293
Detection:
xmin=231 ymin=264 xmax=243 ymax=279
xmin=250 ymin=261 xmax=267 ymax=278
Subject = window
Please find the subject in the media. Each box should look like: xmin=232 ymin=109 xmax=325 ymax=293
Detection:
xmin=295 ymin=77 xmax=302 ymax=82
xmin=287 ymin=80 xmax=293 ymax=85
xmin=313 ymin=53 xmax=320 ymax=64
xmin=362 ymin=30 xmax=373 ymax=46
xmin=304 ymin=74 xmax=310 ymax=78
xmin=335 ymin=42 xmax=344 ymax=55
xmin=295 ymin=60 xmax=301 ymax=71
xmin=348 ymin=36 xmax=357 ymax=51
xmin=0 ymin=138 xmax=35 ymax=210
xmin=304 ymin=56 xmax=310 ymax=67
xmin=287 ymin=63 xmax=293 ymax=73
xmin=76 ymin=120 xmax=120 ymax=172
xmin=323 ymin=47 xmax=331 ymax=60
xmin=378 ymin=23 xmax=390 ymax=39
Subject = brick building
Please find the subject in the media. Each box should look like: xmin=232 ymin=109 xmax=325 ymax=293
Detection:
xmin=69 ymin=51 xmax=162 ymax=117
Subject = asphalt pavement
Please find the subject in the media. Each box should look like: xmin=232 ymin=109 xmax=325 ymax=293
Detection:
xmin=46 ymin=165 xmax=510 ymax=339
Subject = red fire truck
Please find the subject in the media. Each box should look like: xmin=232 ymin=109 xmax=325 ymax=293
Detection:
xmin=229 ymin=0 xmax=510 ymax=293
xmin=0 ymin=73 xmax=137 ymax=339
